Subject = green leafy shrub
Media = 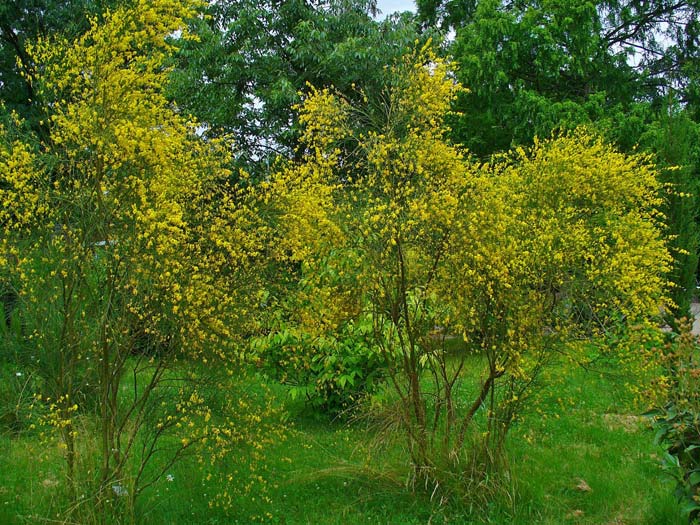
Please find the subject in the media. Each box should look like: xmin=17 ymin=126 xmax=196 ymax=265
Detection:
xmin=254 ymin=317 xmax=385 ymax=415
xmin=651 ymin=318 xmax=700 ymax=522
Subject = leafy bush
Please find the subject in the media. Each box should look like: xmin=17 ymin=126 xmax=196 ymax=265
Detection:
xmin=254 ymin=317 xmax=385 ymax=414
xmin=651 ymin=318 xmax=700 ymax=522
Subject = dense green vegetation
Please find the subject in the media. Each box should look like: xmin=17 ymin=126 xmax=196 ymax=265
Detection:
xmin=1 ymin=0 xmax=700 ymax=523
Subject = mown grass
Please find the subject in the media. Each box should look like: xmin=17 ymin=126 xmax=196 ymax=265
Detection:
xmin=0 ymin=359 xmax=685 ymax=524
xmin=501 ymin=366 xmax=681 ymax=525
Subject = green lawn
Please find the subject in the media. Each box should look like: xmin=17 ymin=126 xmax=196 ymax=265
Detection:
xmin=0 ymin=362 xmax=684 ymax=524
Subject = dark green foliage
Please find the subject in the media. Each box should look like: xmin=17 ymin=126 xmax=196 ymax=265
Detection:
xmin=0 ymin=305 xmax=35 ymax=434
xmin=641 ymin=107 xmax=700 ymax=320
xmin=446 ymin=0 xmax=639 ymax=156
xmin=0 ymin=274 xmax=17 ymax=328
xmin=1 ymin=266 xmax=29 ymax=435
xmin=658 ymin=420 xmax=700 ymax=522
xmin=425 ymin=0 xmax=700 ymax=157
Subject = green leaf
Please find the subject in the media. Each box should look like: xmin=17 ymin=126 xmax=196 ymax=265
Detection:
xmin=654 ymin=427 xmax=668 ymax=445
xmin=681 ymin=500 xmax=700 ymax=516
xmin=688 ymin=471 xmax=700 ymax=486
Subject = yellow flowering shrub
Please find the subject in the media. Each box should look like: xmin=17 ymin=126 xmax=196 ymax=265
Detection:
xmin=0 ymin=0 xmax=282 ymax=521
xmin=273 ymin=43 xmax=671 ymax=495
xmin=439 ymin=132 xmax=671 ymax=455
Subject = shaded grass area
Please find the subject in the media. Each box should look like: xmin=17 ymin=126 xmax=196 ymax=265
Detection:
xmin=0 ymin=363 xmax=685 ymax=524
